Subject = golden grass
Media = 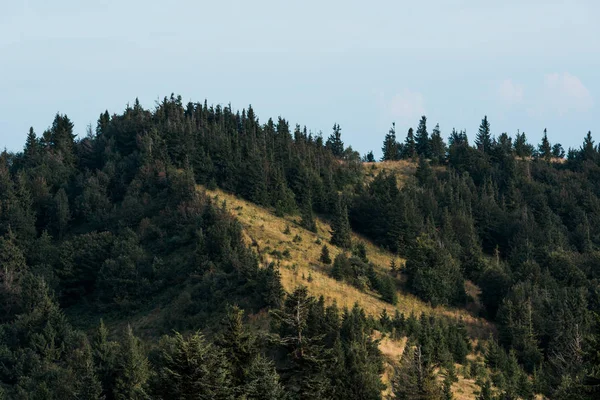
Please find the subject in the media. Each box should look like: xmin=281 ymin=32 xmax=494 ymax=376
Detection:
xmin=202 ymin=185 xmax=496 ymax=398
xmin=203 ymin=186 xmax=492 ymax=339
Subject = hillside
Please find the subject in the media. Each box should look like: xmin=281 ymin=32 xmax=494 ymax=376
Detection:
xmin=205 ymin=185 xmax=490 ymax=334
xmin=205 ymin=185 xmax=493 ymax=399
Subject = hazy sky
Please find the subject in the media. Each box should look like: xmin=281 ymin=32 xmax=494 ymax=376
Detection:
xmin=2 ymin=0 xmax=599 ymax=156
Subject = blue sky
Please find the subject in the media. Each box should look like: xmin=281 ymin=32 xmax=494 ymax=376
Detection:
xmin=1 ymin=0 xmax=599 ymax=157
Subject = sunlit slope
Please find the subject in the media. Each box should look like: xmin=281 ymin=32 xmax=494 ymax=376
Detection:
xmin=202 ymin=186 xmax=491 ymax=338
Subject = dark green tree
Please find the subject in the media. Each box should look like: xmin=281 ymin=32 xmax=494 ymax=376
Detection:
xmin=538 ymin=129 xmax=552 ymax=161
xmin=331 ymin=195 xmax=352 ymax=249
xmin=320 ymin=245 xmax=332 ymax=264
xmin=382 ymin=123 xmax=399 ymax=161
xmin=326 ymin=123 xmax=344 ymax=157
xmin=415 ymin=116 xmax=430 ymax=158
xmin=475 ymin=115 xmax=492 ymax=154
xmin=430 ymin=123 xmax=446 ymax=164
xmin=404 ymin=128 xmax=417 ymax=159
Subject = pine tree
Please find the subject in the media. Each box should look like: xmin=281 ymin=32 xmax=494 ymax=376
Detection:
xmin=300 ymin=190 xmax=317 ymax=233
xmin=0 ymin=229 xmax=27 ymax=322
xmin=382 ymin=123 xmax=399 ymax=161
xmin=476 ymin=116 xmax=492 ymax=154
xmin=154 ymin=331 xmax=233 ymax=399
xmin=23 ymin=127 xmax=40 ymax=166
xmin=92 ymin=319 xmax=119 ymax=399
xmin=443 ymin=374 xmax=454 ymax=400
xmin=217 ymin=305 xmax=255 ymax=387
xmin=415 ymin=116 xmax=430 ymax=158
xmin=52 ymin=188 xmax=71 ymax=240
xmin=430 ymin=123 xmax=446 ymax=164
xmin=113 ymin=326 xmax=150 ymax=400
xmin=552 ymin=143 xmax=565 ymax=159
xmin=326 ymin=123 xmax=344 ymax=157
xmin=477 ymin=380 xmax=493 ymax=400
xmin=581 ymin=131 xmax=596 ymax=161
xmin=393 ymin=344 xmax=441 ymax=400
xmin=243 ymin=355 xmax=285 ymax=400
xmin=404 ymin=128 xmax=417 ymax=159
xmin=331 ymin=195 xmax=352 ymax=249
xmin=538 ymin=129 xmax=552 ymax=161
xmin=71 ymin=336 xmax=104 ymax=400
xmin=320 ymin=245 xmax=332 ymax=264
xmin=514 ymin=131 xmax=533 ymax=157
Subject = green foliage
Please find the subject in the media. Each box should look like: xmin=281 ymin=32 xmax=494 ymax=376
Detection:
xmin=153 ymin=331 xmax=232 ymax=399
xmin=320 ymin=245 xmax=332 ymax=264
xmin=405 ymin=234 xmax=465 ymax=307
xmin=330 ymin=195 xmax=352 ymax=249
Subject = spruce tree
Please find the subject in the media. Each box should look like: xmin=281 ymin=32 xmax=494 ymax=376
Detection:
xmin=300 ymin=190 xmax=317 ymax=233
xmin=581 ymin=131 xmax=596 ymax=161
xmin=538 ymin=129 xmax=552 ymax=161
xmin=552 ymin=143 xmax=565 ymax=159
xmin=326 ymin=123 xmax=344 ymax=157
xmin=382 ymin=123 xmax=399 ymax=161
xmin=415 ymin=116 xmax=430 ymax=158
xmin=154 ymin=332 xmax=233 ymax=400
xmin=113 ymin=326 xmax=150 ymax=400
xmin=404 ymin=128 xmax=417 ymax=159
xmin=476 ymin=116 xmax=492 ymax=154
xmin=320 ymin=245 xmax=332 ymax=264
xmin=330 ymin=195 xmax=352 ymax=249
xmin=430 ymin=123 xmax=446 ymax=164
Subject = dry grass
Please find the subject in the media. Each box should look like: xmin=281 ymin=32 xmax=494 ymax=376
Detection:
xmin=202 ymin=186 xmax=496 ymax=398
xmin=363 ymin=160 xmax=417 ymax=187
xmin=202 ymin=186 xmax=492 ymax=338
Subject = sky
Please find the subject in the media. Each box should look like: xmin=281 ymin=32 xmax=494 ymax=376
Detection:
xmin=1 ymin=0 xmax=599 ymax=157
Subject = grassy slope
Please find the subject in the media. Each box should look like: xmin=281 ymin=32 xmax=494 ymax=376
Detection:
xmin=204 ymin=184 xmax=491 ymax=399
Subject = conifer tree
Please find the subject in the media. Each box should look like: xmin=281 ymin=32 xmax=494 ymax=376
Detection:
xmin=430 ymin=123 xmax=446 ymax=164
xmin=326 ymin=123 xmax=344 ymax=157
xmin=92 ymin=319 xmax=119 ymax=399
xmin=404 ymin=128 xmax=417 ymax=159
xmin=154 ymin=331 xmax=233 ymax=399
xmin=71 ymin=336 xmax=104 ymax=400
xmin=300 ymin=190 xmax=317 ymax=233
xmin=552 ymin=143 xmax=565 ymax=159
xmin=331 ymin=195 xmax=352 ymax=249
xmin=581 ymin=131 xmax=596 ymax=161
xmin=23 ymin=127 xmax=40 ymax=166
xmin=538 ymin=129 xmax=552 ymax=161
xmin=114 ymin=325 xmax=150 ymax=400
xmin=415 ymin=116 xmax=430 ymax=158
xmin=393 ymin=344 xmax=441 ymax=400
xmin=476 ymin=116 xmax=492 ymax=154
xmin=382 ymin=122 xmax=399 ymax=161
xmin=0 ymin=229 xmax=26 ymax=322
xmin=320 ymin=245 xmax=332 ymax=264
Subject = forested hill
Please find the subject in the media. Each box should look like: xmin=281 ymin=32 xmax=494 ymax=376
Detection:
xmin=0 ymin=94 xmax=599 ymax=399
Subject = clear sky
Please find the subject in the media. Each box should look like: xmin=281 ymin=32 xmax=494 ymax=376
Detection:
xmin=2 ymin=0 xmax=599 ymax=157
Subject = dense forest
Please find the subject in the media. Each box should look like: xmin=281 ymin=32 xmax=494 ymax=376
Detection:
xmin=0 ymin=95 xmax=599 ymax=399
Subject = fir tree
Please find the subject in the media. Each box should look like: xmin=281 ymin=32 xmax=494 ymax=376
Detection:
xmin=331 ymin=195 xmax=352 ymax=249
xmin=415 ymin=116 xmax=430 ymax=158
xmin=320 ymin=245 xmax=332 ymax=264
xmin=326 ymin=123 xmax=344 ymax=157
xmin=113 ymin=325 xmax=150 ymax=400
xmin=552 ymin=143 xmax=565 ymax=159
xmin=382 ymin=123 xmax=399 ymax=161
xmin=581 ymin=131 xmax=596 ymax=161
xmin=538 ymin=129 xmax=552 ymax=161
xmin=476 ymin=116 xmax=492 ymax=154
xmin=430 ymin=123 xmax=446 ymax=164
xmin=154 ymin=332 xmax=233 ymax=399
xmin=404 ymin=128 xmax=417 ymax=159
